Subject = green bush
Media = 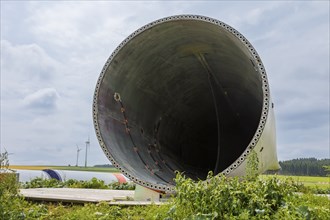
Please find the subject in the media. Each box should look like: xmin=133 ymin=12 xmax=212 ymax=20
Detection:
xmin=157 ymin=171 xmax=329 ymax=220
xmin=0 ymin=173 xmax=49 ymax=219
xmin=22 ymin=177 xmax=64 ymax=188
xmin=67 ymin=177 xmax=108 ymax=189
xmin=21 ymin=177 xmax=136 ymax=190
xmin=165 ymin=172 xmax=298 ymax=219
xmin=0 ymin=173 xmax=24 ymax=219
xmin=108 ymin=182 xmax=135 ymax=190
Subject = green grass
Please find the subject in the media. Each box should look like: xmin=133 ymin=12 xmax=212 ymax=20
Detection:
xmin=262 ymin=175 xmax=330 ymax=190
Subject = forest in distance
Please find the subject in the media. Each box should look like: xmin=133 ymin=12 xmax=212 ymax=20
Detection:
xmin=95 ymin=158 xmax=330 ymax=177
xmin=278 ymin=158 xmax=329 ymax=177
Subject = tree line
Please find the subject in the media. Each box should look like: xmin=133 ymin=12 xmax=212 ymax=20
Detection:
xmin=93 ymin=164 xmax=114 ymax=168
xmin=278 ymin=158 xmax=329 ymax=176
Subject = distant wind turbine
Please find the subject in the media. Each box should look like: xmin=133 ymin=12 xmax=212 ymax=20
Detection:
xmin=3 ymin=147 xmax=14 ymax=156
xmin=76 ymin=145 xmax=82 ymax=167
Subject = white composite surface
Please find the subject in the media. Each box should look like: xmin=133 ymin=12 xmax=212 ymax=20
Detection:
xmin=19 ymin=188 xmax=163 ymax=205
xmin=20 ymin=188 xmax=134 ymax=203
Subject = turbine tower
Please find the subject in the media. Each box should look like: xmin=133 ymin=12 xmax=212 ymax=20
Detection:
xmin=84 ymin=137 xmax=90 ymax=168
xmin=92 ymin=15 xmax=279 ymax=192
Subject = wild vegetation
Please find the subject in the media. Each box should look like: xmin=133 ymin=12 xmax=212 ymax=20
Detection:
xmin=1 ymin=171 xmax=330 ymax=219
xmin=0 ymin=151 xmax=10 ymax=170
xmin=21 ymin=177 xmax=135 ymax=190
xmin=164 ymin=172 xmax=329 ymax=219
xmin=1 ymin=152 xmax=329 ymax=219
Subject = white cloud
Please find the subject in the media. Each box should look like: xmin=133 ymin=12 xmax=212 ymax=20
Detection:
xmin=23 ymin=88 xmax=59 ymax=111
xmin=25 ymin=1 xmax=191 ymax=54
xmin=1 ymin=40 xmax=61 ymax=103
xmin=1 ymin=40 xmax=59 ymax=80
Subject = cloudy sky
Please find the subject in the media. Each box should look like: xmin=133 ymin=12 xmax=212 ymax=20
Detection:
xmin=1 ymin=1 xmax=329 ymax=166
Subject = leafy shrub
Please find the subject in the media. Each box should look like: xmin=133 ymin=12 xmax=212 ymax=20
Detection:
xmin=67 ymin=177 xmax=109 ymax=189
xmin=246 ymin=150 xmax=259 ymax=181
xmin=22 ymin=177 xmax=65 ymax=188
xmin=310 ymin=187 xmax=330 ymax=194
xmin=22 ymin=177 xmax=136 ymax=190
xmin=0 ymin=173 xmax=49 ymax=219
xmin=0 ymin=173 xmax=24 ymax=219
xmin=108 ymin=182 xmax=135 ymax=190
xmin=158 ymin=171 xmax=330 ymax=220
xmin=166 ymin=172 xmax=298 ymax=219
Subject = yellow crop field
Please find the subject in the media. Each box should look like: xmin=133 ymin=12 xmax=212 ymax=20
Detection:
xmin=8 ymin=165 xmax=119 ymax=173
xmin=8 ymin=165 xmax=50 ymax=170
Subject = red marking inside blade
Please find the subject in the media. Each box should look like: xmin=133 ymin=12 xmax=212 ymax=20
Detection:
xmin=113 ymin=173 xmax=127 ymax=183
